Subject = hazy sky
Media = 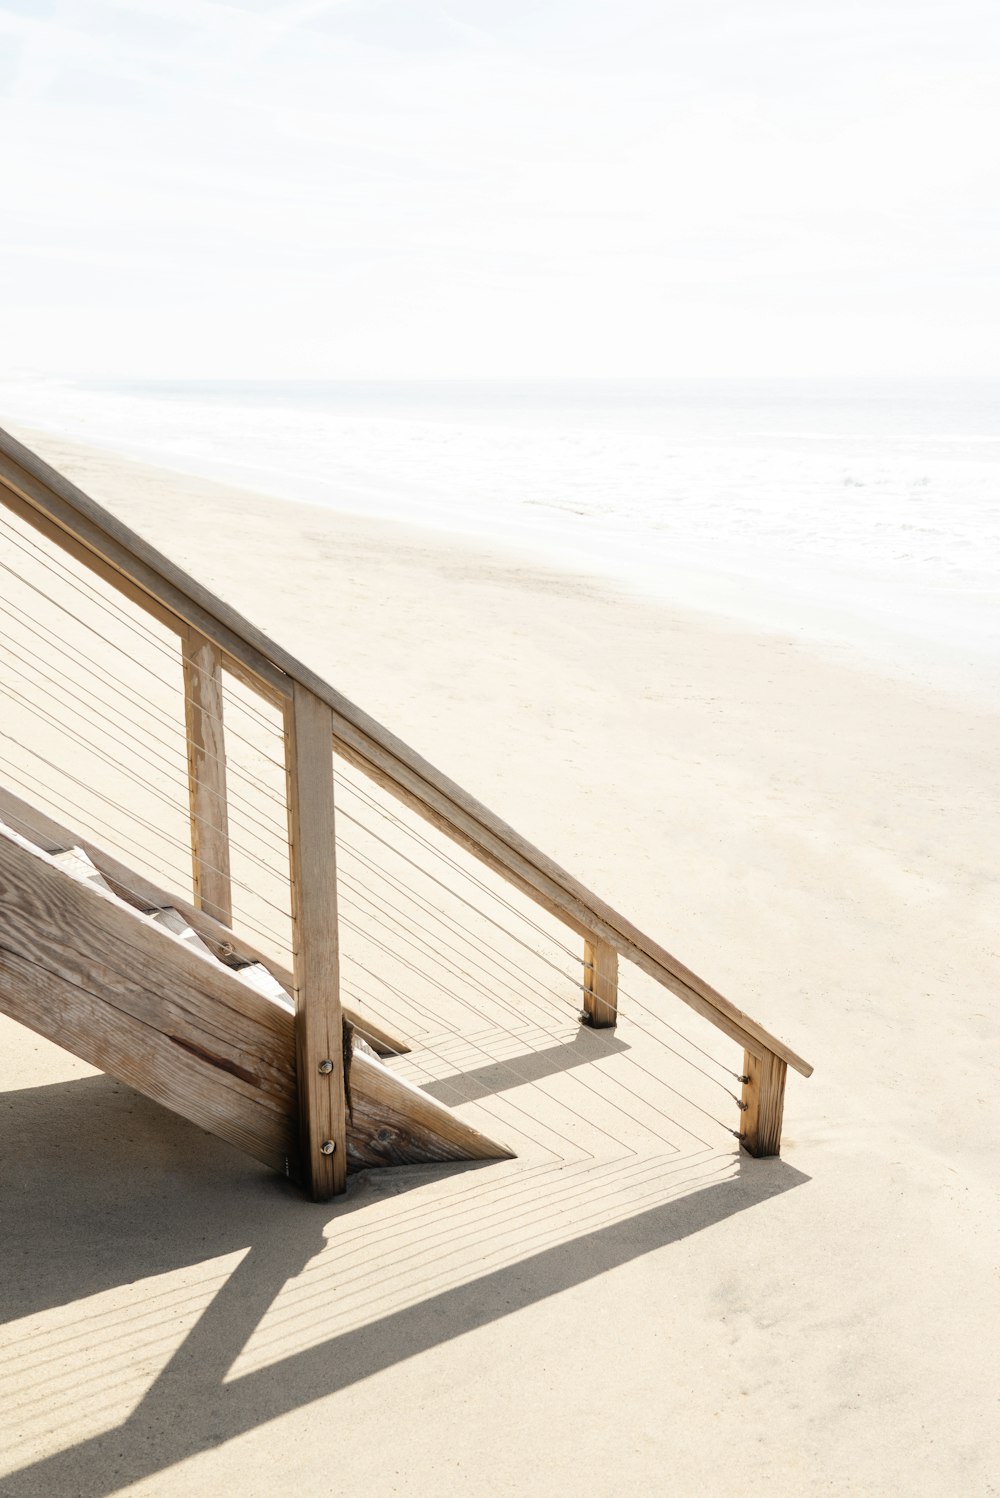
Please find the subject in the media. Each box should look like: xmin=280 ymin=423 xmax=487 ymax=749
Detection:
xmin=2 ymin=0 xmax=998 ymax=378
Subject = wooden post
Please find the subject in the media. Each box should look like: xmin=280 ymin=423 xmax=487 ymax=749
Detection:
xmin=740 ymin=1048 xmax=787 ymax=1157
xmin=285 ymin=681 xmax=347 ymax=1199
xmin=582 ymin=937 xmax=618 ymax=1027
xmin=182 ymin=630 xmax=232 ymax=926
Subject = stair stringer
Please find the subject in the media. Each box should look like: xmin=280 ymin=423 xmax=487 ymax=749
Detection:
xmin=0 ymin=824 xmax=513 ymax=1179
xmin=0 ymin=824 xmax=300 ymax=1174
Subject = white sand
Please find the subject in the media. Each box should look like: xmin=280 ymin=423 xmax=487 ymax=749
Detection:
xmin=1 ymin=430 xmax=998 ymax=1496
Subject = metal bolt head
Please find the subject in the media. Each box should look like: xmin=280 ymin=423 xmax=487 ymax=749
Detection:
xmin=320 ymin=1139 xmax=336 ymax=1155
xmin=317 ymin=1059 xmax=334 ymax=1075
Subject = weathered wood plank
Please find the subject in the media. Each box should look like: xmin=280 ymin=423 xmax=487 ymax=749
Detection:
xmin=740 ymin=1048 xmax=787 ymax=1157
xmin=347 ymin=1047 xmax=514 ymax=1170
xmin=582 ymin=937 xmax=618 ymax=1028
xmin=285 ymin=682 xmax=347 ymax=1199
xmin=0 ymin=784 xmax=410 ymax=1057
xmin=0 ymin=828 xmax=298 ymax=1174
xmin=182 ymin=631 xmax=232 ymax=926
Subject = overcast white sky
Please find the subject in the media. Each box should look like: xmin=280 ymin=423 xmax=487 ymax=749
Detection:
xmin=1 ymin=0 xmax=998 ymax=379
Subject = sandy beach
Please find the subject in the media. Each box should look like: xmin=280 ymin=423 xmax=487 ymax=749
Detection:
xmin=2 ymin=429 xmax=998 ymax=1497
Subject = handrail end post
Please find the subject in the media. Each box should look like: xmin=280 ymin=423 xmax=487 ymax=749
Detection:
xmin=739 ymin=1047 xmax=787 ymax=1157
xmin=582 ymin=937 xmax=618 ymax=1028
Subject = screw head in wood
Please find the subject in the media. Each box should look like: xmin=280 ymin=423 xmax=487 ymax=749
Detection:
xmin=317 ymin=1059 xmax=334 ymax=1074
xmin=320 ymin=1139 xmax=336 ymax=1155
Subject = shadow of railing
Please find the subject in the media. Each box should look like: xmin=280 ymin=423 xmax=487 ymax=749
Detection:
xmin=419 ymin=1025 xmax=632 ymax=1103
xmin=1 ymin=1073 xmax=808 ymax=1498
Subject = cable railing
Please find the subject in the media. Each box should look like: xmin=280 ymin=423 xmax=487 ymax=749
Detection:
xmin=331 ymin=754 xmax=750 ymax=1170
xmin=0 ymin=423 xmax=812 ymax=1201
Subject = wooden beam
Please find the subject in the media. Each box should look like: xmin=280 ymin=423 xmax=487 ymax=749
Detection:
xmin=582 ymin=937 xmax=618 ymax=1028
xmin=740 ymin=1048 xmax=787 ymax=1157
xmin=347 ymin=1046 xmax=514 ymax=1169
xmin=285 ymin=681 xmax=346 ymax=1199
xmin=0 ymin=782 xmax=411 ymax=1057
xmin=0 ymin=827 xmax=298 ymax=1175
xmin=182 ymin=630 xmax=232 ymax=927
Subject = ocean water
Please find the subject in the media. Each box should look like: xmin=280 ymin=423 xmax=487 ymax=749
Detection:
xmin=1 ymin=375 xmax=998 ymax=691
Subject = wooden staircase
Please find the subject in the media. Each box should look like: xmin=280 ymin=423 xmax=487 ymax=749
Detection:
xmin=0 ymin=424 xmax=812 ymax=1202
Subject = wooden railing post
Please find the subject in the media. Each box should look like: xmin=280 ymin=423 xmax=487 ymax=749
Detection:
xmin=740 ymin=1048 xmax=787 ymax=1156
xmin=285 ymin=681 xmax=347 ymax=1199
xmin=181 ymin=630 xmax=232 ymax=926
xmin=582 ymin=937 xmax=618 ymax=1027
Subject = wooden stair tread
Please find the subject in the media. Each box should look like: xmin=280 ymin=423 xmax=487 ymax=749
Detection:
xmin=227 ymin=961 xmax=295 ymax=1015
xmin=151 ymin=908 xmax=295 ymax=1016
xmin=50 ymin=846 xmax=116 ymax=896
xmin=150 ymin=905 xmax=218 ymax=959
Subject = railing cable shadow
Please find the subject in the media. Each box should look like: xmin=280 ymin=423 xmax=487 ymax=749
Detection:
xmin=1 ymin=1074 xmax=808 ymax=1498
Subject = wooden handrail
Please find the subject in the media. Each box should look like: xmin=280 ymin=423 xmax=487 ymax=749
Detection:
xmin=0 ymin=423 xmax=812 ymax=1080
